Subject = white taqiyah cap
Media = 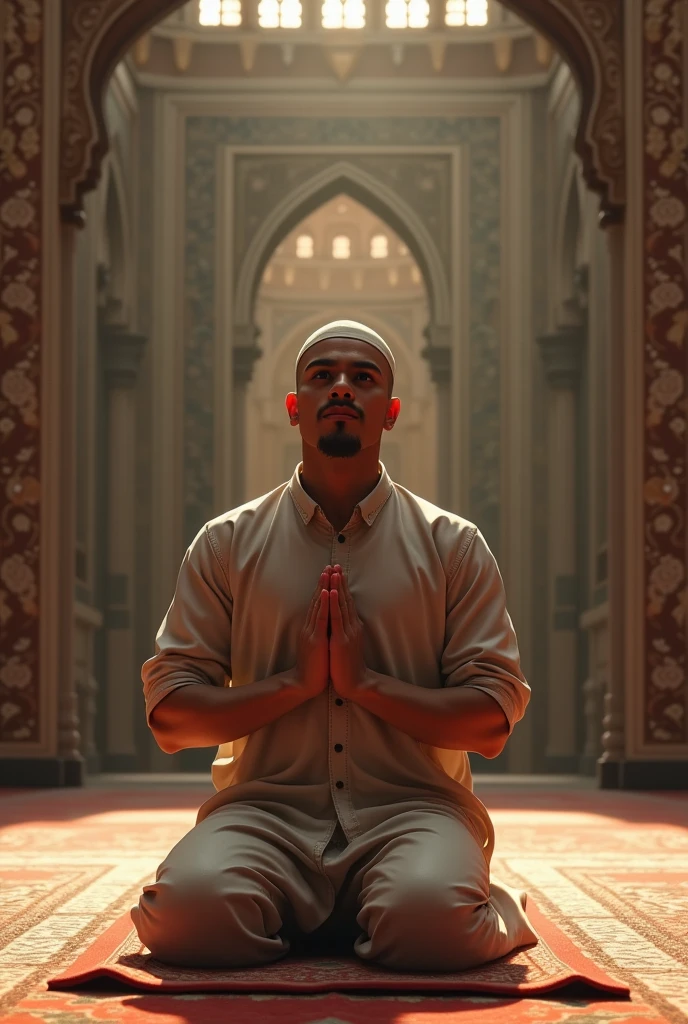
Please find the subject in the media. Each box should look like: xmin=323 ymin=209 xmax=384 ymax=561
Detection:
xmin=295 ymin=320 xmax=395 ymax=383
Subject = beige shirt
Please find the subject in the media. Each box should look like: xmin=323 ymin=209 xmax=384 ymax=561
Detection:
xmin=142 ymin=462 xmax=530 ymax=863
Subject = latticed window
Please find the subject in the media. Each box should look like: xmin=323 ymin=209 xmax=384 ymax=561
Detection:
xmin=322 ymin=0 xmax=366 ymax=28
xmin=445 ymin=0 xmax=488 ymax=26
xmin=198 ymin=0 xmax=242 ymax=25
xmin=385 ymin=0 xmax=429 ymax=28
xmin=332 ymin=235 xmax=351 ymax=259
xmin=296 ymin=234 xmax=314 ymax=258
xmin=258 ymin=0 xmax=302 ymax=27
xmin=370 ymin=234 xmax=389 ymax=258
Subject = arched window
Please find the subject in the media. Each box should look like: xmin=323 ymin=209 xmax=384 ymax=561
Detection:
xmin=385 ymin=0 xmax=429 ymax=28
xmin=295 ymin=234 xmax=314 ymax=258
xmin=322 ymin=0 xmax=366 ymax=28
xmin=332 ymin=235 xmax=351 ymax=259
xmin=445 ymin=0 xmax=488 ymax=26
xmin=370 ymin=234 xmax=389 ymax=258
xmin=199 ymin=0 xmax=242 ymax=25
xmin=258 ymin=0 xmax=302 ymax=28
xmin=410 ymin=265 xmax=421 ymax=284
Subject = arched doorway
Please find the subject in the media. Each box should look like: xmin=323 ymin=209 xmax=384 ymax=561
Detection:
xmin=58 ymin=0 xmax=628 ymax=781
xmin=246 ymin=194 xmax=436 ymax=502
xmin=11 ymin=0 xmax=688 ymax=788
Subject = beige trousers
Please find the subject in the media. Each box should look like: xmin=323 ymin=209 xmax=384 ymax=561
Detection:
xmin=130 ymin=803 xmax=537 ymax=971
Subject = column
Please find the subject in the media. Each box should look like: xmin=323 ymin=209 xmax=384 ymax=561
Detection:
xmin=56 ymin=223 xmax=83 ymax=784
xmin=537 ymin=325 xmax=584 ymax=768
xmin=100 ymin=319 xmax=146 ymax=771
xmin=598 ymin=220 xmax=627 ymax=782
xmin=421 ymin=328 xmax=452 ymax=510
xmin=232 ymin=328 xmax=263 ymax=506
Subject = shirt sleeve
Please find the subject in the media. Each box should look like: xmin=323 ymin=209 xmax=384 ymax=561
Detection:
xmin=141 ymin=522 xmax=233 ymax=726
xmin=441 ymin=525 xmax=530 ymax=734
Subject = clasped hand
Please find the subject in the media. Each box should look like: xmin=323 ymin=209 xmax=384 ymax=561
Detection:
xmin=295 ymin=564 xmax=369 ymax=700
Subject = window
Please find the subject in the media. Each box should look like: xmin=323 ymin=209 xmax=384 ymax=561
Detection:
xmin=199 ymin=0 xmax=242 ymax=25
xmin=385 ymin=0 xmax=429 ymax=28
xmin=322 ymin=0 xmax=366 ymax=28
xmin=296 ymin=234 xmax=314 ymax=258
xmin=332 ymin=235 xmax=351 ymax=259
xmin=445 ymin=0 xmax=488 ymax=26
xmin=410 ymin=265 xmax=421 ymax=283
xmin=370 ymin=234 xmax=389 ymax=258
xmin=258 ymin=0 xmax=302 ymax=28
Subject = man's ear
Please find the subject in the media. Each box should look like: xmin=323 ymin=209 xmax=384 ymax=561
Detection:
xmin=286 ymin=392 xmax=299 ymax=422
xmin=384 ymin=397 xmax=401 ymax=430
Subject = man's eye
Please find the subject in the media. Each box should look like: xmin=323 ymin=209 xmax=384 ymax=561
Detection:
xmin=312 ymin=371 xmax=373 ymax=381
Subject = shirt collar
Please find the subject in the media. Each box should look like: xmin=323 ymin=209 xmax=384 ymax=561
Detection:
xmin=288 ymin=461 xmax=393 ymax=528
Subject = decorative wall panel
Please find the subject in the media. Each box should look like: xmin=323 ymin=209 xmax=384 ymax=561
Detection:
xmin=642 ymin=0 xmax=687 ymax=745
xmin=0 ymin=0 xmax=44 ymax=743
xmin=184 ymin=116 xmax=501 ymax=552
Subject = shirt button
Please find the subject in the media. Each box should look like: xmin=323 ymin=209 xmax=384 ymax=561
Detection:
xmin=337 ymin=534 xmax=345 ymax=543
xmin=335 ymin=698 xmax=344 ymax=706
xmin=336 ymin=780 xmax=344 ymax=789
xmin=334 ymin=743 xmax=343 ymax=752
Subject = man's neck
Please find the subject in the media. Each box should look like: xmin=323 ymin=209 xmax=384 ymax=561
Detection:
xmin=299 ymin=448 xmax=381 ymax=534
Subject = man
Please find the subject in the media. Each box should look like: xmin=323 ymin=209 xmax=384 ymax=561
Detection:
xmin=131 ymin=319 xmax=537 ymax=970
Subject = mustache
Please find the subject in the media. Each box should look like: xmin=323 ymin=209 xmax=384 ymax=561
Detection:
xmin=320 ymin=403 xmax=361 ymax=418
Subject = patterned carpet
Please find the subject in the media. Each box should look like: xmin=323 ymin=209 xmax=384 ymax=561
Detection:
xmin=1 ymin=781 xmax=687 ymax=1023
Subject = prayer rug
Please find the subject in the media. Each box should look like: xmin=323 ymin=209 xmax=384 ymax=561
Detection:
xmin=45 ymin=897 xmax=629 ymax=996
xmin=2 ymin=784 xmax=687 ymax=1024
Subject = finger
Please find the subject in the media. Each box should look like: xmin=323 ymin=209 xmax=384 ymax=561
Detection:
xmin=307 ymin=571 xmax=329 ymax=632
xmin=336 ymin=571 xmax=355 ymax=631
xmin=314 ymin=588 xmax=329 ymax=635
xmin=339 ymin=571 xmax=355 ymax=621
xmin=329 ymin=585 xmax=345 ymax=639
xmin=332 ymin=573 xmax=351 ymax=636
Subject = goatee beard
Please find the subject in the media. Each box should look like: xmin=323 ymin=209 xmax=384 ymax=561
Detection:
xmin=317 ymin=430 xmax=362 ymax=458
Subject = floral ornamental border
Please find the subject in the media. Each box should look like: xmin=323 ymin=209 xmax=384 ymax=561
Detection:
xmin=59 ymin=0 xmax=188 ymax=220
xmin=499 ymin=0 xmax=625 ymax=219
xmin=642 ymin=0 xmax=687 ymax=745
xmin=0 ymin=0 xmax=43 ymax=743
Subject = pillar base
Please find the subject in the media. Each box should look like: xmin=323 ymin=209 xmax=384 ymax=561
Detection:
xmin=0 ymin=757 xmax=85 ymax=787
xmin=598 ymin=758 xmax=688 ymax=790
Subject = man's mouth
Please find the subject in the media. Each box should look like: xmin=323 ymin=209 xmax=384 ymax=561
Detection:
xmin=323 ymin=409 xmax=358 ymax=420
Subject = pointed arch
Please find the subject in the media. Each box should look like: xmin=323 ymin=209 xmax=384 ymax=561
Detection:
xmin=234 ymin=160 xmax=451 ymax=330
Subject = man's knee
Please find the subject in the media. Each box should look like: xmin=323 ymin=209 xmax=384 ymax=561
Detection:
xmin=361 ymin=877 xmax=491 ymax=971
xmin=132 ymin=865 xmax=286 ymax=967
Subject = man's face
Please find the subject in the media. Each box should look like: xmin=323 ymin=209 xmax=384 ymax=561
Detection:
xmin=285 ymin=337 xmax=400 ymax=458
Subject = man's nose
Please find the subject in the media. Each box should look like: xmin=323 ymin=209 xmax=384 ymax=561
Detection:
xmin=329 ymin=375 xmax=354 ymax=397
